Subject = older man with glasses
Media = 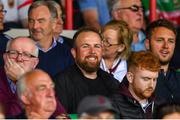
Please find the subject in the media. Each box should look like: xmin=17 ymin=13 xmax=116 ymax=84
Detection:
xmin=108 ymin=0 xmax=146 ymax=52
xmin=0 ymin=37 xmax=39 ymax=116
xmin=0 ymin=37 xmax=68 ymax=118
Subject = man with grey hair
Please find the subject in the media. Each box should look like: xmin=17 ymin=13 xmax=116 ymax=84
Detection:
xmin=108 ymin=0 xmax=146 ymax=52
xmin=28 ymin=0 xmax=74 ymax=77
xmin=0 ymin=37 xmax=39 ymax=116
xmin=46 ymin=0 xmax=73 ymax=48
xmin=16 ymin=69 xmax=57 ymax=119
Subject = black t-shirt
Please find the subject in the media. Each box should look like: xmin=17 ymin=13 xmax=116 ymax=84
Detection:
xmin=83 ymin=77 xmax=109 ymax=95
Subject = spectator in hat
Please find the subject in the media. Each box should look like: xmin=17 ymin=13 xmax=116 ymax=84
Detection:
xmin=77 ymin=95 xmax=117 ymax=119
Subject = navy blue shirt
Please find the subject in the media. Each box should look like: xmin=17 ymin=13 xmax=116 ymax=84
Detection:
xmin=36 ymin=41 xmax=74 ymax=77
xmin=0 ymin=32 xmax=12 ymax=67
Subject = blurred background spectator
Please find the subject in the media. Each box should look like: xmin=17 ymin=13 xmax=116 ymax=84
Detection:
xmin=142 ymin=0 xmax=180 ymax=28
xmin=78 ymin=0 xmax=110 ymax=30
xmin=1 ymin=0 xmax=32 ymax=28
xmin=77 ymin=95 xmax=118 ymax=119
xmin=153 ymin=103 xmax=180 ymax=119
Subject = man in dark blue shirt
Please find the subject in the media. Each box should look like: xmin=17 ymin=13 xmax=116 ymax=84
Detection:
xmin=145 ymin=19 xmax=180 ymax=104
xmin=28 ymin=1 xmax=74 ymax=77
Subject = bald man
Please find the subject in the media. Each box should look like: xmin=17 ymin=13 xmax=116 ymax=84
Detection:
xmin=16 ymin=69 xmax=56 ymax=119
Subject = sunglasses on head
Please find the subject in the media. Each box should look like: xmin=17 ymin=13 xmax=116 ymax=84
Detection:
xmin=116 ymin=5 xmax=144 ymax=12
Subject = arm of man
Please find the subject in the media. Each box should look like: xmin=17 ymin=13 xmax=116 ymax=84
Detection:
xmin=81 ymin=9 xmax=101 ymax=30
xmin=78 ymin=0 xmax=101 ymax=30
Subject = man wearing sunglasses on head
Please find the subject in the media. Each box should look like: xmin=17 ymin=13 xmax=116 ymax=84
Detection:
xmin=108 ymin=0 xmax=146 ymax=52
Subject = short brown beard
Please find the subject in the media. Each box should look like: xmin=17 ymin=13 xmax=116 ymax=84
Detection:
xmin=76 ymin=57 xmax=100 ymax=73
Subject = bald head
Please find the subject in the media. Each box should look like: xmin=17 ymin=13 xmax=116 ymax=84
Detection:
xmin=17 ymin=69 xmax=54 ymax=99
xmin=6 ymin=37 xmax=39 ymax=57
xmin=17 ymin=69 xmax=56 ymax=119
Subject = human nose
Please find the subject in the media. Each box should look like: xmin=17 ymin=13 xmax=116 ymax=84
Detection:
xmin=136 ymin=8 xmax=143 ymax=16
xmin=162 ymin=41 xmax=169 ymax=49
xmin=89 ymin=46 xmax=96 ymax=54
xmin=59 ymin=17 xmax=64 ymax=25
xmin=149 ymin=79 xmax=155 ymax=88
xmin=33 ymin=21 xmax=40 ymax=29
xmin=47 ymin=87 xmax=55 ymax=97
xmin=16 ymin=53 xmax=24 ymax=62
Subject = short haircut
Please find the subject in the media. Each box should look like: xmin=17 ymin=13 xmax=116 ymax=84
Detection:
xmin=46 ymin=0 xmax=60 ymax=10
xmin=107 ymin=0 xmax=120 ymax=15
xmin=146 ymin=19 xmax=177 ymax=40
xmin=28 ymin=0 xmax=57 ymax=21
xmin=72 ymin=26 xmax=103 ymax=47
xmin=154 ymin=103 xmax=180 ymax=119
xmin=6 ymin=36 xmax=39 ymax=57
xmin=103 ymin=20 xmax=133 ymax=60
xmin=128 ymin=51 xmax=160 ymax=72
xmin=16 ymin=69 xmax=43 ymax=100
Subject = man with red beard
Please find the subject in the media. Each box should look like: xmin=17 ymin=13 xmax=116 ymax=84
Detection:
xmin=145 ymin=19 xmax=180 ymax=105
xmin=54 ymin=27 xmax=120 ymax=113
xmin=111 ymin=51 xmax=160 ymax=119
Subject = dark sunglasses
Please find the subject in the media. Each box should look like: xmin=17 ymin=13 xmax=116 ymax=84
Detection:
xmin=116 ymin=5 xmax=144 ymax=12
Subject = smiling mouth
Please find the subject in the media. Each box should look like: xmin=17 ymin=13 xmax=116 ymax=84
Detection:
xmin=160 ymin=50 xmax=169 ymax=57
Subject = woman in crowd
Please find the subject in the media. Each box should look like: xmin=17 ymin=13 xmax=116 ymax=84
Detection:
xmin=100 ymin=20 xmax=133 ymax=82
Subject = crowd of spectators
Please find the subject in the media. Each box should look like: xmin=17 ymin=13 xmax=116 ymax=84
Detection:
xmin=0 ymin=0 xmax=179 ymax=119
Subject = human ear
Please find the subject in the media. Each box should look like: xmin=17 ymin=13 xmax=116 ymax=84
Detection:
xmin=21 ymin=93 xmax=30 ymax=105
xmin=117 ymin=44 xmax=125 ymax=52
xmin=126 ymin=72 xmax=134 ymax=83
xmin=145 ymin=39 xmax=150 ymax=50
xmin=71 ymin=48 xmax=76 ymax=59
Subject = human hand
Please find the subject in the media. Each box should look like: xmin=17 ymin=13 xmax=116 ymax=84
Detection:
xmin=4 ymin=55 xmax=25 ymax=82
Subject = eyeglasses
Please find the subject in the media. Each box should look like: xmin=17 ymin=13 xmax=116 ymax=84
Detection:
xmin=116 ymin=5 xmax=144 ymax=12
xmin=6 ymin=50 xmax=37 ymax=61
xmin=102 ymin=38 xmax=119 ymax=47
xmin=0 ymin=10 xmax=7 ymax=15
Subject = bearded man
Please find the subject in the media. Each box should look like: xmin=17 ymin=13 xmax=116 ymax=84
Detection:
xmin=53 ymin=27 xmax=120 ymax=113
